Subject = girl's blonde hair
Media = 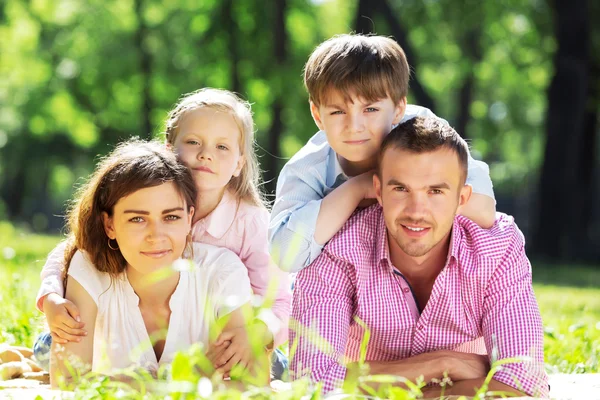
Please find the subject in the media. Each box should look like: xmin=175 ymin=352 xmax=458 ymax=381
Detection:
xmin=165 ymin=88 xmax=266 ymax=209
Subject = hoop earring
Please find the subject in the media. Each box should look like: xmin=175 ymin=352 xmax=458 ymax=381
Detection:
xmin=108 ymin=238 xmax=119 ymax=250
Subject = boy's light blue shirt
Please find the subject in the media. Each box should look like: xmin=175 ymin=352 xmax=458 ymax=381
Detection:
xmin=268 ymin=104 xmax=495 ymax=273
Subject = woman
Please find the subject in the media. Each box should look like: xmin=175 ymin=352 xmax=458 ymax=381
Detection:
xmin=50 ymin=139 xmax=253 ymax=387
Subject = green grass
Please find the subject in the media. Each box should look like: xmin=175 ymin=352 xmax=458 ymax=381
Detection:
xmin=1 ymin=222 xmax=599 ymax=398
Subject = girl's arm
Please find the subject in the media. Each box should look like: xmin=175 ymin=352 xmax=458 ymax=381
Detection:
xmin=240 ymin=208 xmax=291 ymax=348
xmin=37 ymin=241 xmax=86 ymax=343
xmin=49 ymin=275 xmax=97 ymax=389
xmin=208 ymin=304 xmax=270 ymax=384
xmin=36 ymin=241 xmax=68 ymax=311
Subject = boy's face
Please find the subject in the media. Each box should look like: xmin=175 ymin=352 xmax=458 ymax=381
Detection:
xmin=310 ymin=89 xmax=406 ymax=166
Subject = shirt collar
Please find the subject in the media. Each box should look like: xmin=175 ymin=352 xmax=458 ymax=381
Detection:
xmin=447 ymin=215 xmax=464 ymax=264
xmin=326 ymin=146 xmax=348 ymax=187
xmin=374 ymin=206 xmax=393 ymax=270
xmin=194 ymin=190 xmax=238 ymax=240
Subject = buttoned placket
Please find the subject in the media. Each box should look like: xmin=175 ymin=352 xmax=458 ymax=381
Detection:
xmin=390 ymin=257 xmax=453 ymax=356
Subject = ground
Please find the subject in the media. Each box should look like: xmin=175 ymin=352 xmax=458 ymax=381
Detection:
xmin=1 ymin=223 xmax=599 ymax=398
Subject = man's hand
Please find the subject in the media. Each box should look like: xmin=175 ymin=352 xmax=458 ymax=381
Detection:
xmin=445 ymin=351 xmax=490 ymax=381
xmin=42 ymin=293 xmax=86 ymax=344
xmin=209 ymin=327 xmax=253 ymax=376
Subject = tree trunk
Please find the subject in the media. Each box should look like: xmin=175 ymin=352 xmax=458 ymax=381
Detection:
xmin=533 ymin=0 xmax=591 ymax=261
xmin=224 ymin=0 xmax=240 ymax=93
xmin=354 ymin=0 xmax=436 ymax=112
xmin=134 ymin=0 xmax=152 ymax=138
xmin=263 ymin=0 xmax=287 ymax=195
xmin=456 ymin=29 xmax=482 ymax=139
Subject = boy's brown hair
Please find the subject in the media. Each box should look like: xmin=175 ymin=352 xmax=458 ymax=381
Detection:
xmin=304 ymin=34 xmax=410 ymax=107
xmin=378 ymin=117 xmax=469 ymax=185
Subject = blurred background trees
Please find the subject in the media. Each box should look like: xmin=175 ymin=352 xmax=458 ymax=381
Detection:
xmin=0 ymin=0 xmax=598 ymax=262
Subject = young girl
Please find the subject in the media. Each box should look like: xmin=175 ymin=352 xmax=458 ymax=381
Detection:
xmin=50 ymin=140 xmax=253 ymax=386
xmin=36 ymin=88 xmax=290 ymax=378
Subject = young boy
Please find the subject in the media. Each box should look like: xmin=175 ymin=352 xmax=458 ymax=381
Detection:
xmin=269 ymin=34 xmax=496 ymax=273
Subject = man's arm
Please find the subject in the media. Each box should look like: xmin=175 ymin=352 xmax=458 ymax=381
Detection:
xmin=423 ymin=378 xmax=524 ymax=397
xmin=361 ymin=350 xmax=489 ymax=390
xmin=289 ymin=250 xmax=355 ymax=393
xmin=480 ymin=223 xmax=549 ymax=397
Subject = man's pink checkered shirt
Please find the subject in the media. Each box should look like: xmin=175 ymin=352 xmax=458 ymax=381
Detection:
xmin=290 ymin=205 xmax=548 ymax=397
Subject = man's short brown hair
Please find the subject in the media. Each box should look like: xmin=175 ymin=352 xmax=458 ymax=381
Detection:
xmin=378 ymin=117 xmax=470 ymax=185
xmin=304 ymin=34 xmax=410 ymax=107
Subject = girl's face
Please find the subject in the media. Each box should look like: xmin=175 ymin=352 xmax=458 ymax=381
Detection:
xmin=102 ymin=182 xmax=194 ymax=274
xmin=173 ymin=108 xmax=245 ymax=194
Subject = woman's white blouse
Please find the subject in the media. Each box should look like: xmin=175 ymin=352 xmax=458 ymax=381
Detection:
xmin=67 ymin=242 xmax=252 ymax=373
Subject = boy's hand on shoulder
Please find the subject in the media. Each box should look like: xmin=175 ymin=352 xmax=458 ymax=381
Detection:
xmin=43 ymin=293 xmax=86 ymax=344
xmin=350 ymin=171 xmax=377 ymax=208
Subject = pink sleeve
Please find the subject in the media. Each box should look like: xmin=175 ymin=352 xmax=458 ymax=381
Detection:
xmin=482 ymin=232 xmax=549 ymax=397
xmin=36 ymin=241 xmax=68 ymax=312
xmin=289 ymin=250 xmax=354 ymax=393
xmin=239 ymin=208 xmax=291 ymax=347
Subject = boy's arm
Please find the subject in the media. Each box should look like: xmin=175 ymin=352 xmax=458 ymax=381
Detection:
xmin=269 ymin=166 xmax=370 ymax=273
xmin=462 ymin=157 xmax=496 ymax=228
xmin=313 ymin=171 xmax=373 ymax=245
xmin=36 ymin=241 xmax=68 ymax=312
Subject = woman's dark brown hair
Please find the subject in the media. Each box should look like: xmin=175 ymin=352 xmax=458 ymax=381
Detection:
xmin=63 ymin=139 xmax=197 ymax=278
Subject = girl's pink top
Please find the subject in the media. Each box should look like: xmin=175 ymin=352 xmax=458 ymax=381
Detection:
xmin=36 ymin=190 xmax=291 ymax=347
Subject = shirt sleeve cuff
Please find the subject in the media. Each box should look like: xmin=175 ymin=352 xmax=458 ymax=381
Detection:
xmin=466 ymin=157 xmax=496 ymax=200
xmin=281 ymin=199 xmax=325 ymax=269
xmin=493 ymin=364 xmax=549 ymax=397
xmin=36 ymin=278 xmax=64 ymax=313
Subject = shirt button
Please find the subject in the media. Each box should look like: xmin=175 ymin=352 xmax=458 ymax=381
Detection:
xmin=417 ymin=324 xmax=424 ymax=330
xmin=403 ymin=287 xmax=410 ymax=293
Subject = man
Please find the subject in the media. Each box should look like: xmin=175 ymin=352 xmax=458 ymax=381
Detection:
xmin=290 ymin=117 xmax=548 ymax=397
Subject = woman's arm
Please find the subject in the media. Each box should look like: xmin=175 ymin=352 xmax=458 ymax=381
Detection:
xmin=49 ymin=275 xmax=97 ymax=389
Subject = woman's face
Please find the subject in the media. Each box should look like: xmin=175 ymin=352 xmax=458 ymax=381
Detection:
xmin=102 ymin=182 xmax=194 ymax=274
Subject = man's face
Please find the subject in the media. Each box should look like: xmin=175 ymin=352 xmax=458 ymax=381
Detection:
xmin=374 ymin=146 xmax=472 ymax=260
xmin=310 ymin=89 xmax=406 ymax=165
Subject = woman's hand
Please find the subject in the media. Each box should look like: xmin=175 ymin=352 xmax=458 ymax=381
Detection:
xmin=43 ymin=293 xmax=87 ymax=344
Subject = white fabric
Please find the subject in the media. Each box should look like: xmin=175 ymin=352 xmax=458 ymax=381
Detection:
xmin=67 ymin=242 xmax=252 ymax=373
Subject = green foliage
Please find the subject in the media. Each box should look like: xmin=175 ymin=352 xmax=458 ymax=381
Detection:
xmin=1 ymin=229 xmax=599 ymax=398
xmin=0 ymin=0 xmax=559 ymax=228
